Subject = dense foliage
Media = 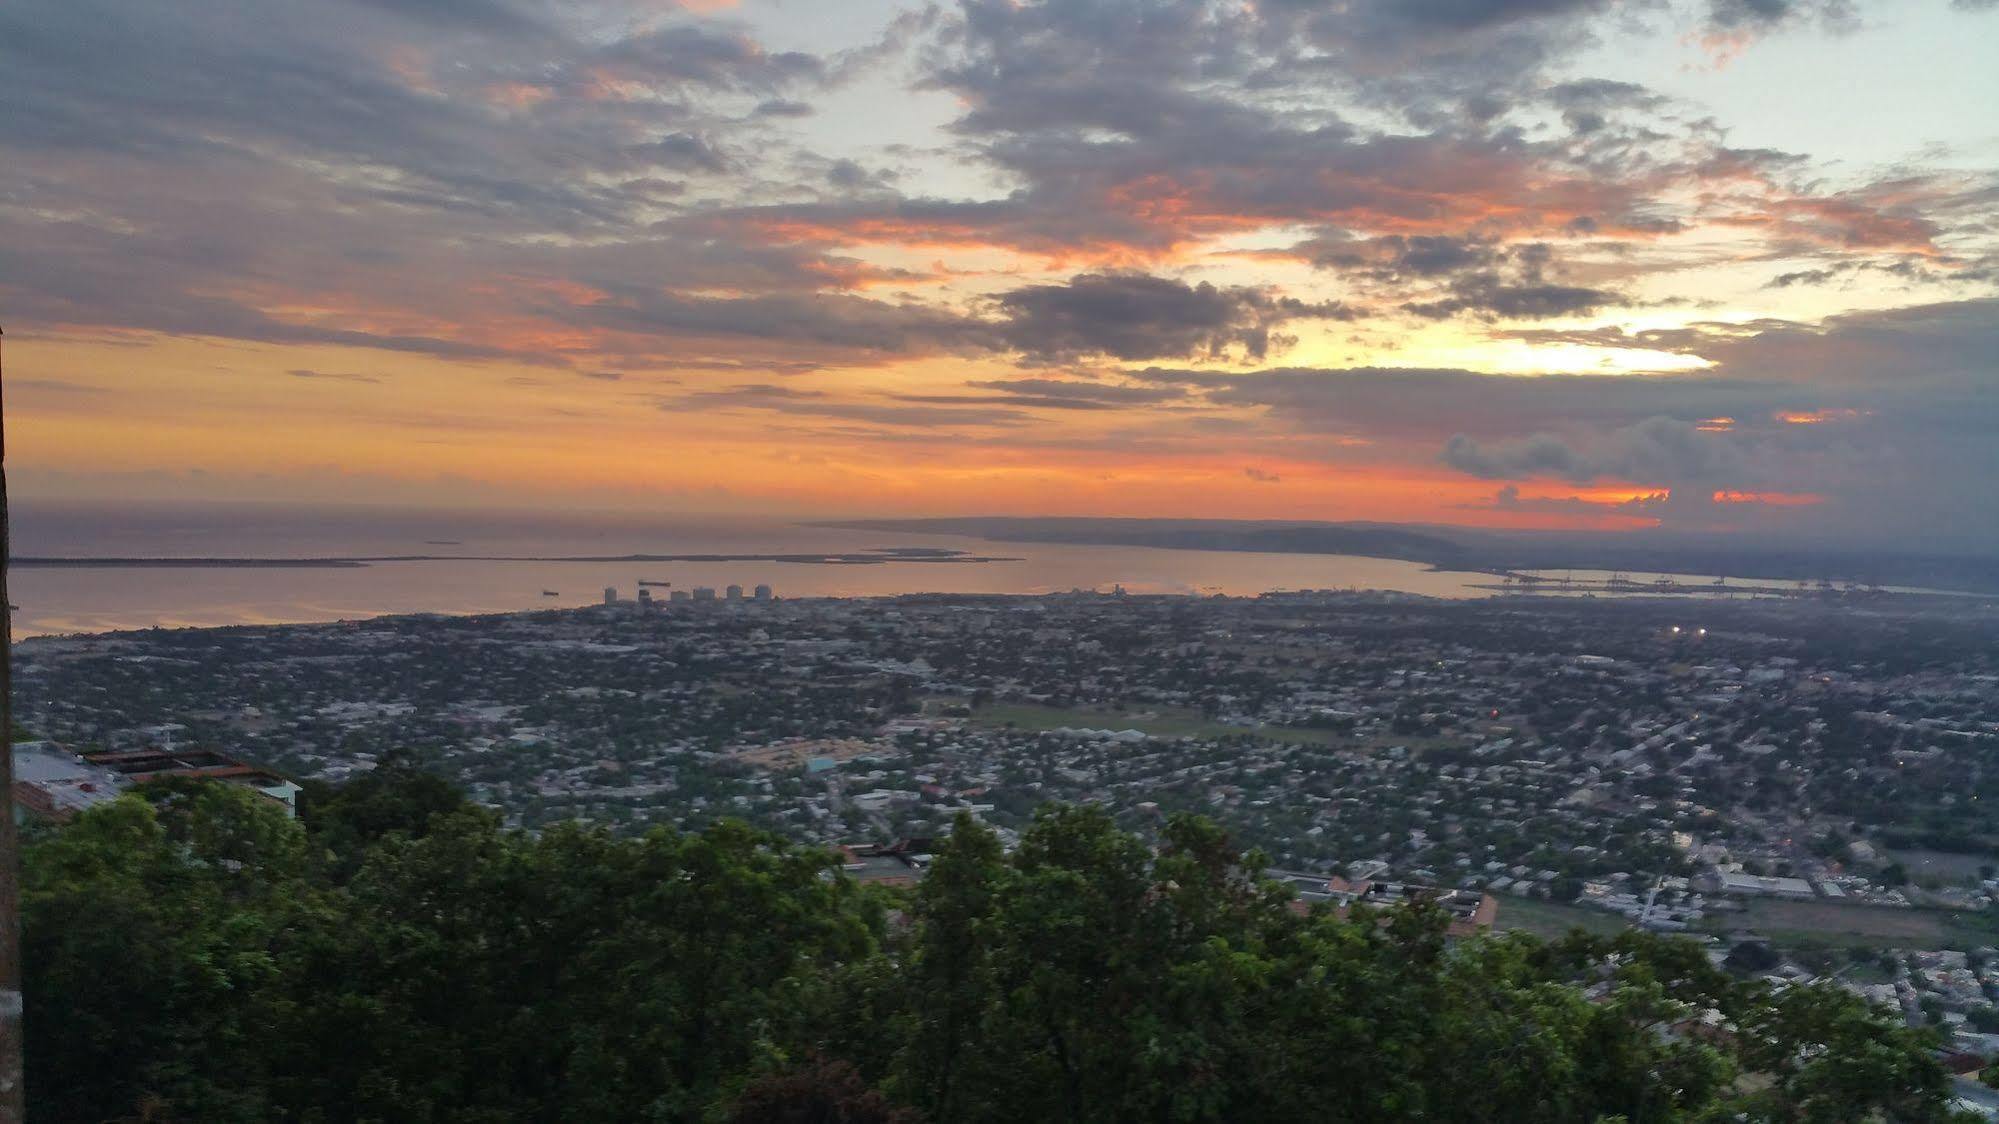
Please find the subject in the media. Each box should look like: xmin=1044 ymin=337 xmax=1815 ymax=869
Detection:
xmin=24 ymin=764 xmax=1969 ymax=1122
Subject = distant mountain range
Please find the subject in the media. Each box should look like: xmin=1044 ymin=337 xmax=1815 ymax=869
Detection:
xmin=819 ymin=517 xmax=1999 ymax=594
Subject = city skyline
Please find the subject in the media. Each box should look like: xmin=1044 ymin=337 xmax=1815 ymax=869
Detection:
xmin=3 ymin=0 xmax=1997 ymax=548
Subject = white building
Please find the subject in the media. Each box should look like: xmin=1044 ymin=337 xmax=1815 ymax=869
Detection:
xmin=1717 ymin=871 xmax=1817 ymax=899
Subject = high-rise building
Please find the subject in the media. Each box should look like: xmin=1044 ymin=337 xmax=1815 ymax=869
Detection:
xmin=692 ymin=586 xmax=717 ymax=602
xmin=753 ymin=584 xmax=773 ymax=601
xmin=668 ymin=589 xmax=692 ymax=603
xmin=603 ymin=586 xmax=620 ymax=605
xmin=725 ymin=584 xmax=744 ymax=601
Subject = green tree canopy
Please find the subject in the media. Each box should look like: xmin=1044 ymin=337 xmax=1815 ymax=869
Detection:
xmin=22 ymin=777 xmax=1970 ymax=1123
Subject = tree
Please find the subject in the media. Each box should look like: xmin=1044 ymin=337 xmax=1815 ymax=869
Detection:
xmin=878 ymin=812 xmax=1008 ymax=1118
xmin=1724 ymin=939 xmax=1782 ymax=975
xmin=22 ymin=784 xmax=311 ymax=1122
xmin=298 ymin=749 xmax=469 ymax=873
xmin=21 ymin=777 xmax=1970 ymax=1123
xmin=1730 ymin=983 xmax=1958 ymax=1122
xmin=729 ymin=1056 xmax=923 ymax=1124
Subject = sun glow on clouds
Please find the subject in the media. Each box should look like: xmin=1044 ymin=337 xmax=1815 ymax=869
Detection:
xmin=1439 ymin=337 xmax=1711 ymax=376
xmin=2 ymin=0 xmax=1996 ymax=543
xmin=1774 ymin=408 xmax=1870 ymax=425
xmin=1287 ymin=311 xmax=1714 ymax=376
xmin=1712 ymin=491 xmax=1824 ymax=507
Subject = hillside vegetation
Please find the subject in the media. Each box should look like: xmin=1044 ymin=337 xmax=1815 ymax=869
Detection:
xmin=23 ymin=762 xmax=1967 ymax=1122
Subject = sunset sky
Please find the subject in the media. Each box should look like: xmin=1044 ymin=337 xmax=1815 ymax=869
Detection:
xmin=3 ymin=0 xmax=1997 ymax=547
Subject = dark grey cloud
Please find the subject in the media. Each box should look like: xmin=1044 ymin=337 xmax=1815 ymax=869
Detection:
xmin=1261 ymin=0 xmax=1616 ymax=103
xmin=591 ymin=23 xmax=826 ymax=93
xmin=1151 ymin=365 xmax=1804 ymax=441
xmin=1372 ymin=241 xmax=1623 ymax=320
xmin=680 ymin=382 xmax=822 ymax=403
xmin=1705 ymin=0 xmax=1858 ymax=36
xmin=753 ymin=99 xmax=816 ymax=119
xmin=1766 ymin=255 xmax=1999 ymax=290
xmin=851 ymin=0 xmax=1988 ymax=296
xmin=1141 ymin=298 xmax=1999 ymax=545
xmin=666 ymin=383 xmax=1030 ymax=428
xmin=992 ymin=272 xmax=1354 ymax=362
xmin=1307 ymin=234 xmax=1507 ymax=278
xmin=1156 ymin=300 xmax=1999 ymax=438
xmin=288 ymin=368 xmax=384 ymax=384
xmin=886 ymin=378 xmax=1196 ymax=411
xmin=1701 ymin=297 xmax=1999 ymax=386
xmin=825 ymin=158 xmax=895 ymax=191
xmin=3 ymin=0 xmax=1898 ymax=373
xmin=1495 ymin=321 xmax=1780 ymax=356
xmin=2 ymin=0 xmax=1985 ymax=382
xmin=963 ymin=378 xmax=1189 ymax=405
xmin=578 ymin=290 xmax=992 ymax=357
xmin=0 ymin=0 xmax=1992 ymax=557
xmin=1545 ymin=78 xmax=1670 ymax=134
xmin=0 ymin=182 xmax=958 ymax=367
xmin=1443 ymin=416 xmax=1743 ymax=484
xmin=0 ymin=0 xmax=878 ymax=362
xmin=0 ymin=203 xmax=538 ymax=361
xmin=614 ymin=134 xmax=731 ymax=175
xmin=360 ymin=259 xmax=1378 ymax=370
xmin=868 ymin=0 xmax=1696 ymax=265
xmin=887 ymin=392 xmax=1129 ymax=412
xmin=1281 ymin=231 xmax=1631 ymax=320
xmin=347 ymin=0 xmax=544 ymax=30
xmin=1290 ymin=0 xmax=1609 ymax=35
xmin=1405 ymin=278 xmax=1620 ymax=319
xmin=715 ymin=4 xmax=1718 ymax=304
xmin=1769 ymin=266 xmax=1845 ymax=288
xmin=3 ymin=378 xmax=107 ymax=396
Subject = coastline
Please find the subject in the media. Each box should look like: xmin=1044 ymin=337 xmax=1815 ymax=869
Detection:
xmin=13 ymin=550 xmax=1026 ymax=569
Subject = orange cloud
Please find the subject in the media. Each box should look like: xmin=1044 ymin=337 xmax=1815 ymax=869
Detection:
xmin=1709 ymin=194 xmax=1942 ymax=256
xmin=381 ymin=45 xmax=438 ymax=96
xmin=484 ymin=82 xmax=554 ymax=112
xmin=721 ymin=145 xmax=1673 ymax=271
xmin=1556 ymin=486 xmax=1671 ymax=505
xmin=577 ymin=67 xmax=654 ymax=103
xmin=1773 ymin=408 xmax=1868 ymax=425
